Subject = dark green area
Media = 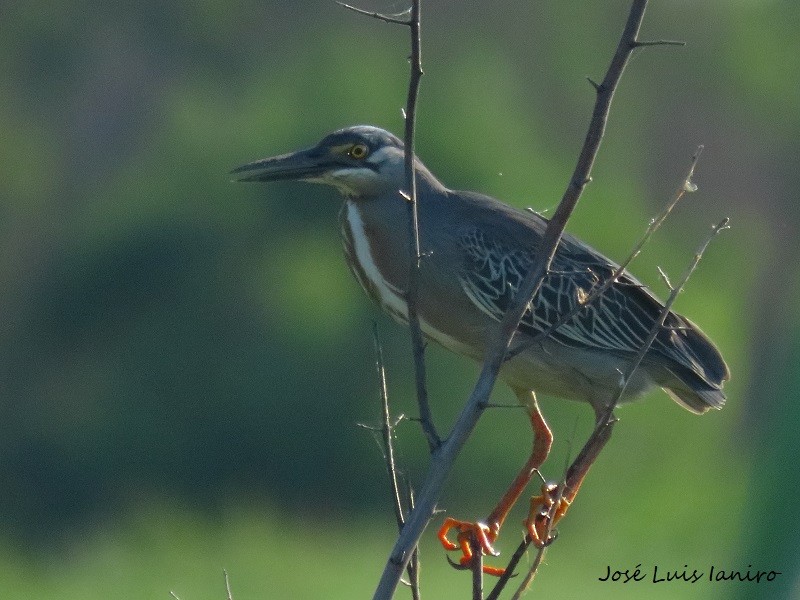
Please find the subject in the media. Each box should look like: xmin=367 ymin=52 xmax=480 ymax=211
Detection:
xmin=0 ymin=1 xmax=797 ymax=598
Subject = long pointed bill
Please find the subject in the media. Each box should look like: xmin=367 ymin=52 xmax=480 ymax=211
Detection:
xmin=231 ymin=147 xmax=328 ymax=182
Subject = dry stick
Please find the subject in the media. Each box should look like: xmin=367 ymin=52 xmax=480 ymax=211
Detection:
xmin=373 ymin=324 xmax=406 ymax=531
xmin=339 ymin=0 xmax=440 ymax=458
xmin=339 ymin=2 xmax=430 ymax=596
xmin=507 ymin=144 xmax=703 ymax=361
xmin=371 ymin=324 xmax=422 ymax=600
xmin=406 ymin=484 xmax=421 ymax=598
xmin=335 ymin=2 xmax=410 ymax=25
xmin=372 ymin=2 xmax=654 ymax=598
xmin=401 ymin=0 xmax=441 ymax=454
xmin=446 ymin=538 xmax=486 ymax=598
xmin=485 ymin=533 xmax=530 ymax=600
xmin=491 ymin=142 xmax=705 ymax=600
xmin=472 ymin=547 xmax=484 ymax=600
xmin=510 ymin=218 xmax=730 ymax=600
xmin=224 ymin=569 xmax=234 ymax=600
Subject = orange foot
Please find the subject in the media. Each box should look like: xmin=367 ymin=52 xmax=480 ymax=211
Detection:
xmin=437 ymin=517 xmax=506 ymax=576
xmin=525 ymin=482 xmax=572 ymax=548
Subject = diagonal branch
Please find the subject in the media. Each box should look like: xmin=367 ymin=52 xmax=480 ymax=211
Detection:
xmin=336 ymin=1 xmax=411 ymax=25
xmin=372 ymin=1 xmax=657 ymax=598
xmin=506 ymin=144 xmax=704 ymax=361
xmin=224 ymin=569 xmax=234 ymax=600
xmin=493 ymin=218 xmax=729 ymax=598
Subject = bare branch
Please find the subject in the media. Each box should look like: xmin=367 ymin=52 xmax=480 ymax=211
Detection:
xmin=509 ymin=541 xmax=548 ymax=600
xmin=373 ymin=324 xmax=407 ymax=532
xmin=335 ymin=1 xmax=411 ymax=25
xmin=658 ymin=266 xmax=674 ymax=291
xmin=372 ymin=2 xmax=655 ymax=598
xmin=506 ymin=143 xmax=705 ymax=361
xmin=617 ymin=220 xmax=728 ymax=404
xmin=370 ymin=324 xmax=422 ymax=599
xmin=485 ymin=536 xmax=524 ymax=600
xmin=400 ymin=0 xmax=441 ymax=453
xmin=224 ymin=569 xmax=234 ymax=600
xmin=633 ymin=39 xmax=686 ymax=47
xmin=499 ymin=217 xmax=729 ymax=589
xmin=407 ymin=484 xmax=421 ymax=600
xmin=471 ymin=537 xmax=484 ymax=600
xmin=343 ymin=1 xmax=438 ymax=451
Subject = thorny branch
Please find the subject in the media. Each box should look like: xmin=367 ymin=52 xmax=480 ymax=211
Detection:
xmin=372 ymin=2 xmax=658 ymax=598
xmin=493 ymin=218 xmax=730 ymax=599
xmin=371 ymin=324 xmax=421 ymax=599
xmin=507 ymin=144 xmax=704 ymax=360
xmin=490 ymin=146 xmax=708 ymax=596
xmin=339 ymin=1 xmax=722 ymax=599
xmin=339 ymin=0 xmax=440 ymax=455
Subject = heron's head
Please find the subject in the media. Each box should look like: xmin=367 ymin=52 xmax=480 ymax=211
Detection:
xmin=232 ymin=125 xmax=407 ymax=198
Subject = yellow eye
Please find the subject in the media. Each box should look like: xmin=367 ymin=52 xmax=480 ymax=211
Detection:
xmin=349 ymin=143 xmax=369 ymax=159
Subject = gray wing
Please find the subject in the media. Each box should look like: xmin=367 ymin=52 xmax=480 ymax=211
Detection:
xmin=458 ymin=227 xmax=710 ymax=376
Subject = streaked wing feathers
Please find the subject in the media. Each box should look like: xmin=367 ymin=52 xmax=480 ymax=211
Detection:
xmin=458 ymin=228 xmax=709 ymax=377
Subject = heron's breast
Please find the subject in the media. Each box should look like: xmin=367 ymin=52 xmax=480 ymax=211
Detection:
xmin=340 ymin=200 xmax=408 ymax=323
xmin=339 ymin=201 xmax=475 ymax=356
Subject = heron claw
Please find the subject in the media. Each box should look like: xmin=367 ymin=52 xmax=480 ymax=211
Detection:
xmin=437 ymin=517 xmax=506 ymax=576
xmin=525 ymin=481 xmax=571 ymax=548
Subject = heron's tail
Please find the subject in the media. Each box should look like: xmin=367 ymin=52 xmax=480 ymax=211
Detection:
xmin=658 ymin=317 xmax=730 ymax=414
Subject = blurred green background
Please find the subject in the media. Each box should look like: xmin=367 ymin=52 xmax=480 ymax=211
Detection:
xmin=1 ymin=1 xmax=798 ymax=598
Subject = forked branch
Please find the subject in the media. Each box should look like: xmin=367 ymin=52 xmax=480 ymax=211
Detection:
xmin=373 ymin=1 xmax=661 ymax=598
xmin=491 ymin=218 xmax=729 ymax=599
xmin=507 ymin=144 xmax=704 ymax=361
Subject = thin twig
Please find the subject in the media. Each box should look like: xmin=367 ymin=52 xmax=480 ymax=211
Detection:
xmin=506 ymin=144 xmax=705 ymax=361
xmin=338 ymin=0 xmax=439 ymax=453
xmin=617 ymin=217 xmax=730 ymax=402
xmin=501 ymin=218 xmax=729 ymax=592
xmin=373 ymin=324 xmax=406 ymax=531
xmin=485 ymin=535 xmax=525 ymax=600
xmin=372 ymin=324 xmax=422 ymax=599
xmin=401 ymin=0 xmax=441 ymax=453
xmin=336 ymin=1 xmax=410 ymax=25
xmin=372 ymin=2 xmax=653 ymax=598
xmin=509 ymin=541 xmax=548 ymax=600
xmin=407 ymin=483 xmax=421 ymax=600
xmin=633 ymin=39 xmax=685 ymax=47
xmin=224 ymin=569 xmax=234 ymax=600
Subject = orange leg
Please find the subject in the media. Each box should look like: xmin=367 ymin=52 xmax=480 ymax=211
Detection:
xmin=438 ymin=389 xmax=553 ymax=575
xmin=525 ymin=407 xmax=615 ymax=547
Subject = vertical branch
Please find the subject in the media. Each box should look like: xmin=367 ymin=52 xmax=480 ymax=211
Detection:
xmin=402 ymin=0 xmax=441 ymax=453
xmin=373 ymin=2 xmax=654 ymax=598
xmin=406 ymin=484 xmax=421 ymax=600
xmin=338 ymin=0 xmax=440 ymax=455
xmin=470 ymin=538 xmax=484 ymax=600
